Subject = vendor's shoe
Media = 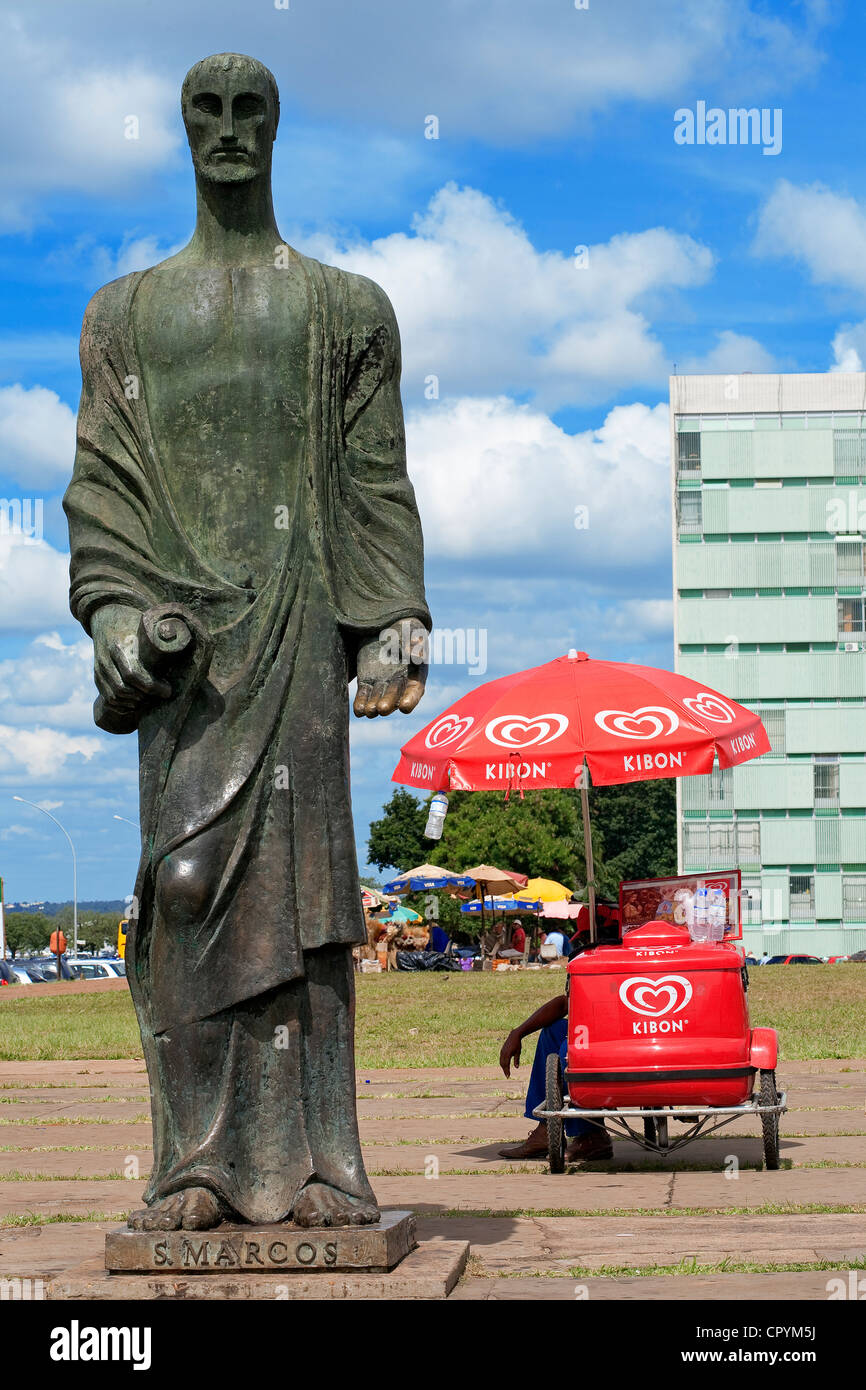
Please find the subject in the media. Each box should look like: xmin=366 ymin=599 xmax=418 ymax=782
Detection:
xmin=498 ymin=1122 xmax=549 ymax=1159
xmin=564 ymin=1130 xmax=614 ymax=1162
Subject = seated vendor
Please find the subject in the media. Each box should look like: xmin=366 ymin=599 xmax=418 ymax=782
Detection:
xmin=497 ymin=995 xmax=613 ymax=1161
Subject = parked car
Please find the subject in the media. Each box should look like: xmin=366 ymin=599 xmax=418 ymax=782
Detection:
xmin=67 ymin=958 xmax=125 ymax=980
xmin=764 ymin=954 xmax=824 ymax=965
xmin=0 ymin=961 xmax=30 ymax=985
xmin=33 ymin=958 xmax=76 ymax=980
xmin=827 ymin=955 xmax=850 ymax=963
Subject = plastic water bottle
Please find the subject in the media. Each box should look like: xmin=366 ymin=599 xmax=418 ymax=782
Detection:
xmin=691 ymin=885 xmax=709 ymax=941
xmin=708 ymin=887 xmax=727 ymax=942
xmin=424 ymin=792 xmax=449 ymax=840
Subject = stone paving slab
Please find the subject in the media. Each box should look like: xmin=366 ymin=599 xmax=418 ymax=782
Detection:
xmin=451 ymin=1269 xmax=851 ymax=1299
xmin=0 ymin=1103 xmax=151 ymax=1123
xmin=356 ymin=1112 xmax=866 ymax=1142
xmin=361 ymin=1134 xmax=866 ymax=1172
xmin=3 ymin=1168 xmax=865 ymax=1223
xmin=2 ymin=1132 xmax=863 ymax=1180
xmin=417 ymin=1213 xmax=866 ymax=1270
xmin=0 ymin=1221 xmax=112 ymax=1278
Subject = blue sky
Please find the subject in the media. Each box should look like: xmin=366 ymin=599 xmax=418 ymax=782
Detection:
xmin=1 ymin=0 xmax=865 ymax=899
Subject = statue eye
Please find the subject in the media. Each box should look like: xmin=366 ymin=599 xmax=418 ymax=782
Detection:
xmin=192 ymin=93 xmax=221 ymax=117
xmin=234 ymin=93 xmax=265 ymax=118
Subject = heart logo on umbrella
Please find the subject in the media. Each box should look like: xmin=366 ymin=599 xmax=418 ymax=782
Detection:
xmin=594 ymin=706 xmax=679 ymax=740
xmin=682 ymin=692 xmax=736 ymax=724
xmin=619 ymin=974 xmax=692 ymax=1017
xmin=484 ymin=713 xmax=569 ymax=748
xmin=424 ymin=714 xmax=475 ymax=749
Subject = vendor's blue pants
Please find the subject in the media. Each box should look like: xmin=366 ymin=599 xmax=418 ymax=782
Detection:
xmin=524 ymin=1022 xmax=593 ymax=1138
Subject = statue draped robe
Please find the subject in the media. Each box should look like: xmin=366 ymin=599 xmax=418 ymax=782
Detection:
xmin=64 ymin=254 xmax=429 ymax=1221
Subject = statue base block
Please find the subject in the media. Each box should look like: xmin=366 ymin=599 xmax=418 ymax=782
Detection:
xmin=105 ymin=1209 xmax=415 ymax=1274
xmin=48 ymin=1235 xmax=468 ymax=1301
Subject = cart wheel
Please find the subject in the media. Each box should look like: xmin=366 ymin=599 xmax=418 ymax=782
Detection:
xmin=655 ymin=1116 xmax=669 ymax=1150
xmin=759 ymin=1069 xmax=780 ymax=1170
xmin=643 ymin=1117 xmax=658 ymax=1145
xmin=545 ymin=1051 xmax=565 ymax=1174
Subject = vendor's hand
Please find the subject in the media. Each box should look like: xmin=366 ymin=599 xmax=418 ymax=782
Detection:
xmin=91 ymin=603 xmax=171 ymax=717
xmin=353 ymin=618 xmax=428 ymax=718
xmin=499 ymin=1028 xmax=523 ymax=1078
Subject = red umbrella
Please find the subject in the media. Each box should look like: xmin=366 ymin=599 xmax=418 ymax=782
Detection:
xmin=392 ymin=649 xmax=770 ymax=939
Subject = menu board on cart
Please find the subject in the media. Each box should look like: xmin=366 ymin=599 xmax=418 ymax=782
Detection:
xmin=619 ymin=870 xmax=742 ymax=941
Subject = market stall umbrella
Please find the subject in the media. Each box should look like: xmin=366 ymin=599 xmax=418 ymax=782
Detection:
xmin=461 ymin=895 xmax=542 ymax=914
xmin=463 ymin=864 xmax=526 ymax=897
xmin=519 ymin=877 xmax=573 ymax=903
xmin=392 ymin=650 xmax=770 ymax=939
xmin=382 ymin=863 xmax=476 ymax=894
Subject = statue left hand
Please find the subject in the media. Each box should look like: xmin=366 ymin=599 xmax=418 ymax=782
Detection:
xmin=353 ymin=618 xmax=428 ymax=718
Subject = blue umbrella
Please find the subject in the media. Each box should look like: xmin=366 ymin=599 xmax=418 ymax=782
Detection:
xmin=461 ymin=895 xmax=542 ymax=913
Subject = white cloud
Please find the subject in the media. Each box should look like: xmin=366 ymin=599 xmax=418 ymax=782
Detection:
xmin=753 ymin=180 xmax=866 ymax=294
xmin=0 ymin=384 xmax=76 ymax=489
xmin=0 ymin=724 xmax=101 ymax=779
xmin=301 ymin=185 xmax=713 ymax=409
xmin=0 ymin=633 xmax=95 ymax=731
xmin=408 ymin=394 xmax=671 ymax=562
xmin=680 ymin=329 xmax=777 ymax=375
xmin=0 ymin=16 xmax=181 ymax=228
xmin=831 ymin=323 xmax=866 ymax=373
xmin=0 ymin=531 xmax=71 ymax=630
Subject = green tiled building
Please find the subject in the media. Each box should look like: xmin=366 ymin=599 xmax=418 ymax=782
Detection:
xmin=671 ymin=373 xmax=866 ymax=957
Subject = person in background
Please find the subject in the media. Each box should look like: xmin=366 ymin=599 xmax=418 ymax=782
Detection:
xmin=497 ymin=995 xmax=612 ymax=1161
xmin=540 ymin=926 xmax=570 ymax=959
xmin=510 ymin=921 xmax=527 ymax=958
xmin=429 ymin=922 xmax=450 ymax=954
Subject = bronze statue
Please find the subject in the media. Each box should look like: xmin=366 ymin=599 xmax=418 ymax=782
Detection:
xmin=64 ymin=53 xmax=429 ymax=1232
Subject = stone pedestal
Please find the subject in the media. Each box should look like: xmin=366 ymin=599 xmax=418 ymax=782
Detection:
xmin=105 ymin=1209 xmax=415 ymax=1275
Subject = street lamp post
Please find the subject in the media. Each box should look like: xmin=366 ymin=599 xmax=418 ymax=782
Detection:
xmin=12 ymin=797 xmax=78 ymax=957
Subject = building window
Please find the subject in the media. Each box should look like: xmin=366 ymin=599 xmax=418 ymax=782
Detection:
xmin=757 ymin=708 xmax=785 ymax=757
xmin=705 ymin=588 xmax=731 ymax=599
xmin=838 ymin=597 xmax=866 ymax=634
xmin=683 ymin=823 xmax=707 ymax=864
xmin=737 ymin=821 xmax=761 ymax=864
xmin=677 ymin=490 xmax=702 ymax=534
xmin=706 ymin=767 xmax=732 ymax=804
xmin=814 ymin=758 xmax=840 ymax=809
xmin=740 ymin=877 xmax=762 ymax=925
xmin=842 ymin=875 xmax=866 ymax=923
xmin=836 ymin=541 xmax=866 ymax=585
xmin=677 ymin=431 xmax=701 ymax=475
xmin=834 ymin=429 xmax=866 ymax=478
xmin=707 ymin=822 xmax=735 ymax=861
xmin=789 ymin=874 xmax=815 ymax=922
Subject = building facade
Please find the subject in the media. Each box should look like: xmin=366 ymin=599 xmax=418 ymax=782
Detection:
xmin=671 ymin=372 xmax=866 ymax=958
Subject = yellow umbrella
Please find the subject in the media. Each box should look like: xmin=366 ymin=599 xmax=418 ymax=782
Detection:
xmin=518 ymin=877 xmax=574 ymax=903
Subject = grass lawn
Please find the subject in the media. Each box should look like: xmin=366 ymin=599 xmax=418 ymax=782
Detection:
xmin=0 ymin=965 xmax=863 ymax=1064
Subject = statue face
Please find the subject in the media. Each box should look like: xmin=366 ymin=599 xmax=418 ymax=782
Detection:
xmin=183 ymin=65 xmax=277 ymax=184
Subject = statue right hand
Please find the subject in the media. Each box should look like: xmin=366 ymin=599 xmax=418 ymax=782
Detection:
xmin=91 ymin=604 xmax=171 ymax=714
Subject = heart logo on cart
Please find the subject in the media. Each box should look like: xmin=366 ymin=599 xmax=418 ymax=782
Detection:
xmin=619 ymin=974 xmax=692 ymax=1017
xmin=594 ymin=707 xmax=679 ymax=740
xmin=424 ymin=714 xmax=474 ymax=749
xmin=682 ymin=692 xmax=736 ymax=724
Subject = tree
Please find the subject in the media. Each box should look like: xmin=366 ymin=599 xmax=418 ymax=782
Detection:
xmin=438 ymin=789 xmax=589 ymax=886
xmin=589 ymin=780 xmax=677 ymax=897
xmin=367 ymin=787 xmax=429 ymax=873
xmin=3 ymin=913 xmax=51 ymax=958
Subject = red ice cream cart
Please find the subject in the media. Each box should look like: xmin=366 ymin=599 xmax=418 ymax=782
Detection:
xmin=535 ymin=916 xmax=785 ymax=1170
xmin=392 ymin=651 xmax=788 ymax=1170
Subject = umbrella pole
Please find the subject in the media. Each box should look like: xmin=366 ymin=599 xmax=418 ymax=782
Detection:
xmin=579 ymin=772 xmax=597 ymax=944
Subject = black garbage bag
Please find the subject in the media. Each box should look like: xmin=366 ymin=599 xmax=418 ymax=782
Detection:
xmin=395 ymin=950 xmax=461 ymax=972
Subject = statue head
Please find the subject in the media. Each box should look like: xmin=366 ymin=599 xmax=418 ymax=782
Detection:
xmin=181 ymin=53 xmax=279 ymax=185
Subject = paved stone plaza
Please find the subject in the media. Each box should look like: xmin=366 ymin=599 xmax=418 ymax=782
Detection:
xmin=0 ymin=1058 xmax=863 ymax=1299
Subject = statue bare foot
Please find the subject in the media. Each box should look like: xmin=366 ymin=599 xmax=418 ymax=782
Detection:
xmin=127 ymin=1186 xmax=224 ymax=1231
xmin=292 ymin=1182 xmax=380 ymax=1228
